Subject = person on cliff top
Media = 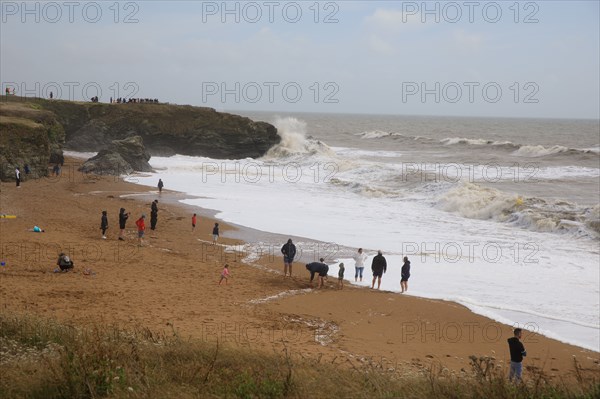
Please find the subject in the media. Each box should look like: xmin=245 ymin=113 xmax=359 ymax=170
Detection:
xmin=281 ymin=238 xmax=296 ymax=277
xmin=100 ymin=210 xmax=108 ymax=239
xmin=371 ymin=250 xmax=387 ymax=290
xmin=150 ymin=200 xmax=158 ymax=230
xmin=118 ymin=208 xmax=130 ymax=241
xmin=192 ymin=213 xmax=197 ymax=232
xmin=158 ymin=179 xmax=164 ymax=193
xmin=136 ymin=214 xmax=146 ymax=246
xmin=212 ymin=223 xmax=219 ymax=244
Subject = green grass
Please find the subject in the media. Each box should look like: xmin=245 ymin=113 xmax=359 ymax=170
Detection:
xmin=0 ymin=313 xmax=598 ymax=399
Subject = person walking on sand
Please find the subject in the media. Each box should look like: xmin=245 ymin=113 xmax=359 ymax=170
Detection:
xmin=150 ymin=200 xmax=158 ymax=230
xmin=400 ymin=256 xmax=411 ymax=293
xmin=15 ymin=167 xmax=21 ymax=187
xmin=100 ymin=210 xmax=108 ymax=239
xmin=135 ymin=214 xmax=146 ymax=246
xmin=212 ymin=223 xmax=219 ymax=244
xmin=371 ymin=250 xmax=387 ymax=290
xmin=305 ymin=261 xmax=329 ymax=289
xmin=508 ymin=328 xmax=527 ymax=382
xmin=219 ymin=264 xmax=230 ymax=285
xmin=354 ymin=248 xmax=367 ymax=282
xmin=158 ymin=179 xmax=164 ymax=193
xmin=338 ymin=263 xmax=345 ymax=289
xmin=118 ymin=208 xmax=130 ymax=240
xmin=281 ymin=238 xmax=297 ymax=277
xmin=192 ymin=213 xmax=197 ymax=232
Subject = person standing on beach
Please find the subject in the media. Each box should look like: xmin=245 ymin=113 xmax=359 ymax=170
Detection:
xmin=135 ymin=214 xmax=146 ymax=246
xmin=150 ymin=200 xmax=158 ymax=230
xmin=338 ymin=263 xmax=345 ymax=289
xmin=400 ymin=256 xmax=411 ymax=293
xmin=100 ymin=210 xmax=108 ymax=239
xmin=158 ymin=179 xmax=164 ymax=193
xmin=15 ymin=167 xmax=20 ymax=187
xmin=212 ymin=223 xmax=219 ymax=244
xmin=371 ymin=250 xmax=387 ymax=290
xmin=508 ymin=328 xmax=527 ymax=382
xmin=218 ymin=264 xmax=230 ymax=285
xmin=281 ymin=238 xmax=297 ymax=277
xmin=306 ymin=261 xmax=329 ymax=289
xmin=118 ymin=208 xmax=130 ymax=240
xmin=192 ymin=213 xmax=197 ymax=232
xmin=354 ymin=248 xmax=367 ymax=282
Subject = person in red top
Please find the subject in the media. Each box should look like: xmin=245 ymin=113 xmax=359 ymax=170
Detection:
xmin=218 ymin=264 xmax=230 ymax=285
xmin=135 ymin=214 xmax=146 ymax=246
xmin=192 ymin=213 xmax=197 ymax=232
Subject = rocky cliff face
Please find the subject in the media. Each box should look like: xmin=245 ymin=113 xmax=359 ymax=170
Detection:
xmin=79 ymin=136 xmax=152 ymax=175
xmin=39 ymin=100 xmax=279 ymax=158
xmin=0 ymin=101 xmax=65 ymax=181
xmin=0 ymin=97 xmax=280 ymax=181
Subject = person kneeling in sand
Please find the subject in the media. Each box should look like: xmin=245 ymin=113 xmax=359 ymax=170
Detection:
xmin=28 ymin=226 xmax=45 ymax=233
xmin=306 ymin=261 xmax=329 ymax=289
xmin=219 ymin=264 xmax=230 ymax=285
xmin=56 ymin=253 xmax=74 ymax=272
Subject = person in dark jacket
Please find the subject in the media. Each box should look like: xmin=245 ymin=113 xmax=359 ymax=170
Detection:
xmin=508 ymin=328 xmax=527 ymax=382
xmin=281 ymin=238 xmax=297 ymax=277
xmin=212 ymin=223 xmax=219 ymax=244
xmin=158 ymin=179 xmax=164 ymax=193
xmin=118 ymin=208 xmax=130 ymax=241
xmin=371 ymin=250 xmax=387 ymax=290
xmin=305 ymin=262 xmax=329 ymax=289
xmin=400 ymin=256 xmax=411 ymax=293
xmin=150 ymin=200 xmax=158 ymax=230
xmin=100 ymin=210 xmax=108 ymax=239
xmin=56 ymin=253 xmax=74 ymax=272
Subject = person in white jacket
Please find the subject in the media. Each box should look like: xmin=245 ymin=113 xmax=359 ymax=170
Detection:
xmin=354 ymin=248 xmax=367 ymax=282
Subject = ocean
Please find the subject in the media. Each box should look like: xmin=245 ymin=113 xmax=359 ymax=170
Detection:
xmin=119 ymin=112 xmax=599 ymax=351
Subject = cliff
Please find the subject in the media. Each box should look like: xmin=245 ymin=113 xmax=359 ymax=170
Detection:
xmin=36 ymin=99 xmax=279 ymax=158
xmin=0 ymin=97 xmax=280 ymax=181
xmin=0 ymin=101 xmax=65 ymax=181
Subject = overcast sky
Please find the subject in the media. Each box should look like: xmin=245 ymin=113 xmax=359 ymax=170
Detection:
xmin=1 ymin=1 xmax=599 ymax=119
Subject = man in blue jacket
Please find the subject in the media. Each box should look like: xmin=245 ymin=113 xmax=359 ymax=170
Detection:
xmin=371 ymin=250 xmax=387 ymax=290
xmin=305 ymin=261 xmax=329 ymax=288
xmin=281 ymin=238 xmax=297 ymax=277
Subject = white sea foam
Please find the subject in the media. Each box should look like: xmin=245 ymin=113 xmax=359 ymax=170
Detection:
xmin=356 ymin=130 xmax=399 ymax=139
xmin=122 ymin=117 xmax=600 ymax=352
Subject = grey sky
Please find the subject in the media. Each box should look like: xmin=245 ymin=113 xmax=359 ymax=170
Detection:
xmin=1 ymin=1 xmax=598 ymax=119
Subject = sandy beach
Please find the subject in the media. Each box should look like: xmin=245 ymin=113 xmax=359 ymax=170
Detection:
xmin=1 ymin=160 xmax=598 ymax=384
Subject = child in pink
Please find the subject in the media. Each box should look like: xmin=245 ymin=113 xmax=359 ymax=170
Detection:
xmin=219 ymin=264 xmax=230 ymax=285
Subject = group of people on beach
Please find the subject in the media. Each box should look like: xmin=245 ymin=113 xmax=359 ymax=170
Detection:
xmin=281 ymin=239 xmax=411 ymax=292
xmin=97 ymin=200 xmax=159 ymax=246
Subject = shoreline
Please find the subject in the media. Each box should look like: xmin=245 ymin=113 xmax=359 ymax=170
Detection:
xmin=65 ymin=152 xmax=600 ymax=352
xmin=0 ymin=161 xmax=598 ymax=383
xmin=119 ymin=158 xmax=600 ymax=354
